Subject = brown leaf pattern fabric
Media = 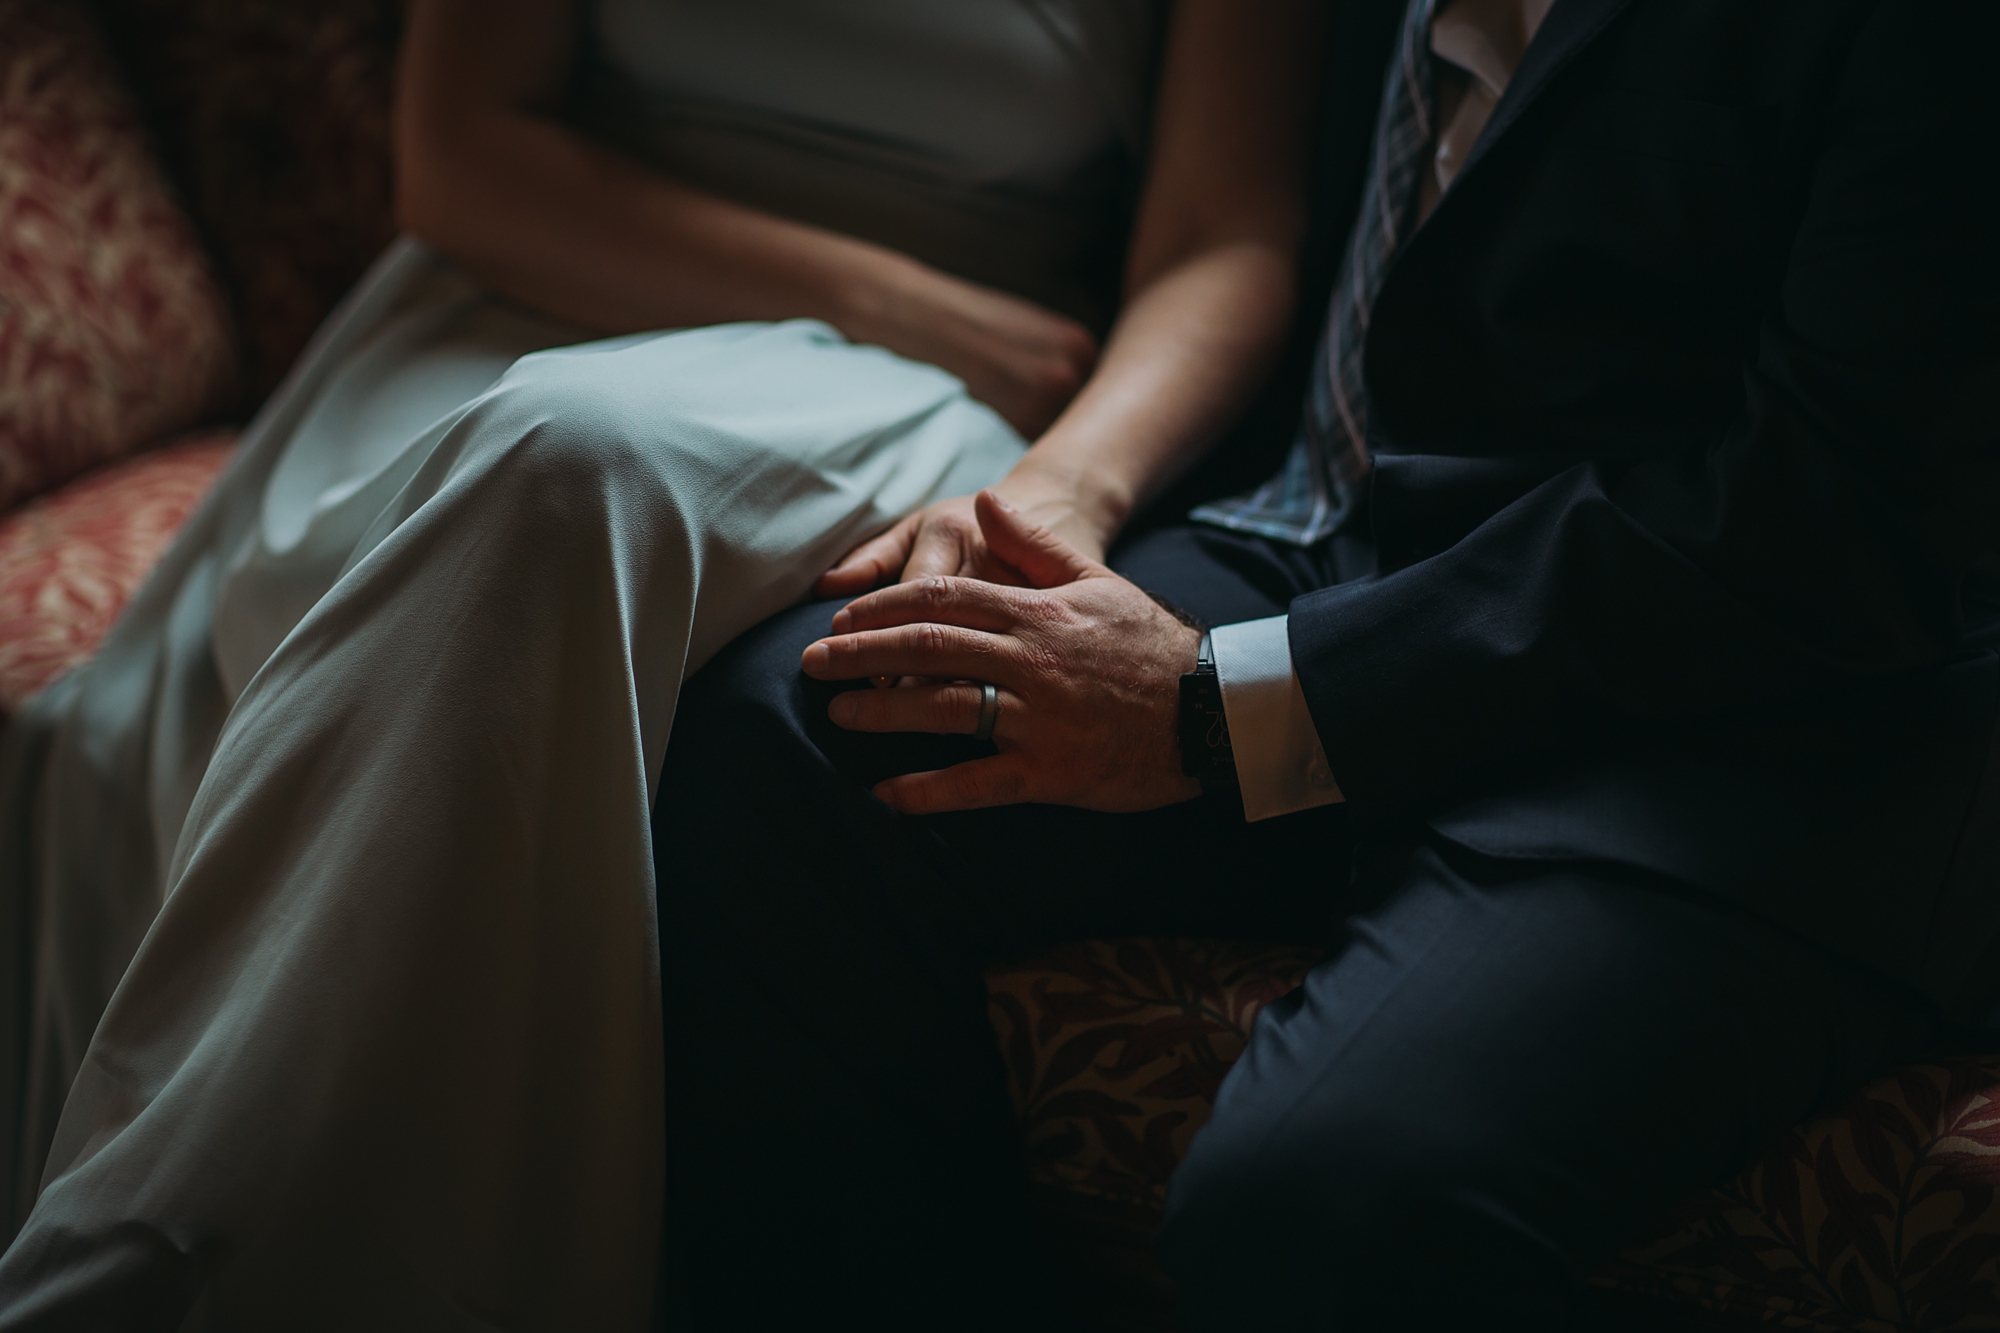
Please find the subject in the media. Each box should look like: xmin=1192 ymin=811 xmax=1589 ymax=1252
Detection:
xmin=91 ymin=0 xmax=401 ymax=399
xmin=987 ymin=939 xmax=1322 ymax=1210
xmin=1599 ymin=1057 xmax=2000 ymax=1330
xmin=989 ymin=939 xmax=2000 ymax=1330
xmin=0 ymin=0 xmax=237 ymax=512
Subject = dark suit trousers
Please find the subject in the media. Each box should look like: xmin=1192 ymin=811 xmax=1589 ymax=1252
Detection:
xmin=651 ymin=524 xmax=1926 ymax=1331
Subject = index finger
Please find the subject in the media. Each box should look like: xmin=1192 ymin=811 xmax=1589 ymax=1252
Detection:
xmin=802 ymin=621 xmax=1013 ymax=684
xmin=831 ymin=575 xmax=1033 ymax=636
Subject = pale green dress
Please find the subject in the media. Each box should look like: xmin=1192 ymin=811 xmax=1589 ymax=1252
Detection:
xmin=0 ymin=2 xmax=1163 ymax=1327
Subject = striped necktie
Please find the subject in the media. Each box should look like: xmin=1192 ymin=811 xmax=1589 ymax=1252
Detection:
xmin=1193 ymin=0 xmax=1438 ymax=545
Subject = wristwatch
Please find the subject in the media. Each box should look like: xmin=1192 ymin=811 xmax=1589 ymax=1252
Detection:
xmin=1178 ymin=631 xmax=1238 ymax=790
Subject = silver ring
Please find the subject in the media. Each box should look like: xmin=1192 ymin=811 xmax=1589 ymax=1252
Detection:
xmin=973 ymin=682 xmax=1000 ymax=742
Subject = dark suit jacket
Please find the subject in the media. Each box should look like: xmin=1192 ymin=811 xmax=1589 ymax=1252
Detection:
xmin=1287 ymin=0 xmax=2000 ymax=1011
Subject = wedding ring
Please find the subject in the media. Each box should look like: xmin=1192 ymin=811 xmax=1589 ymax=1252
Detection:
xmin=973 ymin=682 xmax=1000 ymax=742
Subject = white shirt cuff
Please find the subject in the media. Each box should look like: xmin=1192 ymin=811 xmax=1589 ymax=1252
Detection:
xmin=1209 ymin=615 xmax=1342 ymax=822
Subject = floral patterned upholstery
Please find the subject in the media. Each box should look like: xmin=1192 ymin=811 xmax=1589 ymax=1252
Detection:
xmin=0 ymin=429 xmax=233 ymax=711
xmin=1605 ymin=1059 xmax=2000 ymax=1330
xmin=0 ymin=0 xmax=236 ymax=513
xmin=91 ymin=0 xmax=400 ymax=398
xmin=990 ymin=938 xmax=2000 ymax=1331
xmin=988 ymin=940 xmax=1326 ymax=1330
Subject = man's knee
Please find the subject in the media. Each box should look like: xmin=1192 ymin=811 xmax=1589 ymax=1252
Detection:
xmin=656 ymin=600 xmax=837 ymax=861
xmin=672 ymin=598 xmax=838 ymax=761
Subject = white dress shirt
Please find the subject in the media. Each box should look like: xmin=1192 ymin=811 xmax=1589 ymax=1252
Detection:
xmin=1213 ymin=0 xmax=1552 ymax=820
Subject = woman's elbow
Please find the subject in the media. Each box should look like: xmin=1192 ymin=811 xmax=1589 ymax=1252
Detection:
xmin=390 ymin=117 xmax=454 ymax=242
xmin=389 ymin=95 xmax=499 ymax=249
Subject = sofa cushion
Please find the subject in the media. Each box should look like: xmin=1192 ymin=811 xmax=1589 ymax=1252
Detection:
xmin=92 ymin=0 xmax=400 ymax=399
xmin=989 ymin=938 xmax=2000 ymax=1331
xmin=0 ymin=0 xmax=237 ymax=513
xmin=0 ymin=429 xmax=233 ymax=711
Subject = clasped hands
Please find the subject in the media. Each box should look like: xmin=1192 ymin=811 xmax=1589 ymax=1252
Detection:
xmin=802 ymin=490 xmax=1203 ymax=815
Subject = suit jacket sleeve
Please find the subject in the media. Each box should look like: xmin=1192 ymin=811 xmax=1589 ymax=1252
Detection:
xmin=1289 ymin=0 xmax=2000 ymax=809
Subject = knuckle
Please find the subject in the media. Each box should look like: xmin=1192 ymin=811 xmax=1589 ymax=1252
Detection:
xmin=916 ymin=622 xmax=953 ymax=656
xmin=1023 ymin=596 xmax=1065 ymax=631
xmin=917 ymin=576 xmax=955 ymax=610
xmin=991 ymin=767 xmax=1028 ymax=804
xmin=919 ymin=687 xmax=956 ymax=729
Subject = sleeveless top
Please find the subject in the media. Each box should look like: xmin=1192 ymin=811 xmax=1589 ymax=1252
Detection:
xmin=576 ymin=0 xmax=1168 ymax=331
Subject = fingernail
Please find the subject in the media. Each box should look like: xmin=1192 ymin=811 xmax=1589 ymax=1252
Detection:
xmin=828 ymin=693 xmax=855 ymax=725
xmin=801 ymin=642 xmax=829 ymax=674
xmin=830 ymin=606 xmax=852 ymax=633
xmin=987 ymin=490 xmax=1017 ymax=513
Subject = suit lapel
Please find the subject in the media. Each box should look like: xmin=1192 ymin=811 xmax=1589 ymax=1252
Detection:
xmin=1441 ymin=0 xmax=1640 ymax=194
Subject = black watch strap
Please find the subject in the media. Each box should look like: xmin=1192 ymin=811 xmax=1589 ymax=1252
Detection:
xmin=1178 ymin=631 xmax=1237 ymax=789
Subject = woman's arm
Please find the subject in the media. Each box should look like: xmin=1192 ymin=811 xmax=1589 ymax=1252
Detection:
xmin=819 ymin=0 xmax=1326 ymax=592
xmin=394 ymin=0 xmax=1098 ymax=436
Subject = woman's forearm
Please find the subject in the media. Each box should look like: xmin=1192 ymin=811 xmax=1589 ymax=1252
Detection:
xmin=397 ymin=105 xmax=927 ymax=339
xmin=400 ymin=100 xmax=1295 ymax=529
xmin=989 ymin=0 xmax=1320 ymax=550
xmin=397 ymin=0 xmax=1035 ymax=346
xmin=1000 ymin=238 xmax=1300 ymax=546
xmin=395 ymin=97 xmax=1099 ymax=436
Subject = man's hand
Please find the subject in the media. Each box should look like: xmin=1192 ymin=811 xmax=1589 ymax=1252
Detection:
xmin=802 ymin=491 xmax=1203 ymax=814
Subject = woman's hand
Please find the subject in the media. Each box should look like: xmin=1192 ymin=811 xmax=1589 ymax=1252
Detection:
xmin=848 ymin=270 xmax=1100 ymax=440
xmin=816 ymin=464 xmax=1111 ymax=596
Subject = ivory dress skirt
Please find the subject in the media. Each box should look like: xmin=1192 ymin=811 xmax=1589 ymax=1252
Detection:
xmin=0 ymin=1 xmax=1164 ymax=1324
xmin=0 ymin=242 xmax=1022 ymax=1327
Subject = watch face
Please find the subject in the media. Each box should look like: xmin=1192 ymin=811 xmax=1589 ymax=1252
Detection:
xmin=1179 ymin=670 xmax=1236 ymax=784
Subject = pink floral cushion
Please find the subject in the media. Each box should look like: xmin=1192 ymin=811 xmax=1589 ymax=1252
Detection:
xmin=0 ymin=0 xmax=237 ymax=513
xmin=0 ymin=429 xmax=234 ymax=711
xmin=93 ymin=0 xmax=400 ymax=399
xmin=989 ymin=938 xmax=2000 ymax=1331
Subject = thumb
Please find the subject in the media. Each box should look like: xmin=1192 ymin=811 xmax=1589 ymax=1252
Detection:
xmin=815 ymin=514 xmax=918 ymax=597
xmin=974 ymin=490 xmax=1104 ymax=590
